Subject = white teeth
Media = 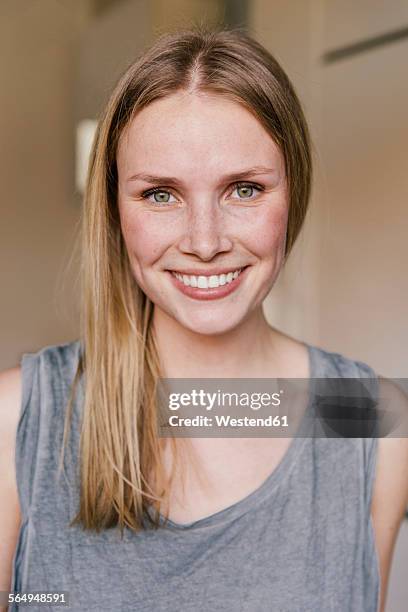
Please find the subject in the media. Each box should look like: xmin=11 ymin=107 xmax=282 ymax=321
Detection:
xmin=172 ymin=268 xmax=243 ymax=289
xmin=197 ymin=276 xmax=208 ymax=288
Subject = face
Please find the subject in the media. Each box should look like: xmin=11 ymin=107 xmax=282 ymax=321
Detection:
xmin=116 ymin=91 xmax=289 ymax=335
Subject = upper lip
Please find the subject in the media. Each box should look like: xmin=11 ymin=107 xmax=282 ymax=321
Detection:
xmin=167 ymin=266 xmax=247 ymax=276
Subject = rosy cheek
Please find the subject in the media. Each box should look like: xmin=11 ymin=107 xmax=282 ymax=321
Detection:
xmin=237 ymin=204 xmax=288 ymax=257
xmin=264 ymin=206 xmax=288 ymax=249
xmin=119 ymin=210 xmax=177 ymax=263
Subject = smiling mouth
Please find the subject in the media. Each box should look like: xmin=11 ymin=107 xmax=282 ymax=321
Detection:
xmin=170 ymin=267 xmax=244 ymax=289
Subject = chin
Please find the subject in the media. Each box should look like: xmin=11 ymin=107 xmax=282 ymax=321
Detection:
xmin=174 ymin=308 xmax=248 ymax=337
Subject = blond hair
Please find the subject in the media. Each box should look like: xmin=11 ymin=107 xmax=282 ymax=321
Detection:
xmin=60 ymin=25 xmax=313 ymax=534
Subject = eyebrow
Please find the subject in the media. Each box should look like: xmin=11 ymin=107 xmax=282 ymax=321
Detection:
xmin=126 ymin=166 xmax=278 ymax=185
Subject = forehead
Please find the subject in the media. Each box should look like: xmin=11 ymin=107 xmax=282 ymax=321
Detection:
xmin=116 ymin=91 xmax=283 ymax=179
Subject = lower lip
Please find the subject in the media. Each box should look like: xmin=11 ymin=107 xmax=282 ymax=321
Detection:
xmin=167 ymin=267 xmax=249 ymax=301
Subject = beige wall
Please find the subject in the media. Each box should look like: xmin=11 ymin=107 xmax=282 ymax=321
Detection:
xmin=324 ymin=0 xmax=408 ymax=48
xmin=0 ymin=0 xmax=92 ymax=369
xmin=251 ymin=0 xmax=408 ymax=378
xmin=75 ymin=0 xmax=151 ymax=123
xmin=319 ymin=31 xmax=408 ymax=377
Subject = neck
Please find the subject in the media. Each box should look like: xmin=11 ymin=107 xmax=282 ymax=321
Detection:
xmin=152 ymin=306 xmax=283 ymax=378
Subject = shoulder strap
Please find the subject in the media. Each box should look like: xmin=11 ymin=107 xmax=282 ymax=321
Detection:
xmin=311 ymin=344 xmax=380 ymax=515
xmin=16 ymin=352 xmax=41 ymax=518
xmin=16 ymin=340 xmax=82 ymax=519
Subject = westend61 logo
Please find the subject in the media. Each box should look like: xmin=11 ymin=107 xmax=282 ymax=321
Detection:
xmin=168 ymin=389 xmax=283 ymax=411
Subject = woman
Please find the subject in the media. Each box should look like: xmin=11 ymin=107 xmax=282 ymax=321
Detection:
xmin=1 ymin=26 xmax=407 ymax=612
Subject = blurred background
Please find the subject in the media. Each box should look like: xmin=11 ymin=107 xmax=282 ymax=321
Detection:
xmin=0 ymin=0 xmax=407 ymax=608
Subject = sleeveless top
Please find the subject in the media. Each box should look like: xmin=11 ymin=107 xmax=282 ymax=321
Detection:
xmin=11 ymin=339 xmax=380 ymax=612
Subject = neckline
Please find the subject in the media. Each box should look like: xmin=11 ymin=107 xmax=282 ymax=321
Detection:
xmin=148 ymin=342 xmax=319 ymax=532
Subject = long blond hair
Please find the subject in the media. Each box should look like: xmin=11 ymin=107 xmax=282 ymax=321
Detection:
xmin=60 ymin=25 xmax=312 ymax=534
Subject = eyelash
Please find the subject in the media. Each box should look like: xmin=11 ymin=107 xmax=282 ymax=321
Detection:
xmin=140 ymin=181 xmax=264 ymax=205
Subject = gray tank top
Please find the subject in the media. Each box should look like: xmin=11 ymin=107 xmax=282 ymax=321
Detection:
xmin=11 ymin=340 xmax=380 ymax=611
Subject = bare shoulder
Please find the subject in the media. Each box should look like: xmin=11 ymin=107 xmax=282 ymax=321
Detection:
xmin=0 ymin=366 xmax=23 ymax=470
xmin=268 ymin=328 xmax=310 ymax=378
xmin=0 ymin=366 xmax=23 ymax=438
xmin=0 ymin=366 xmax=23 ymax=594
xmin=0 ymin=366 xmax=23 ymax=474
xmin=0 ymin=364 xmax=23 ymax=481
xmin=371 ymin=377 xmax=408 ymax=612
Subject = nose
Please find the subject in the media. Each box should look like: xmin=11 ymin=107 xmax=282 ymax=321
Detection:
xmin=177 ymin=198 xmax=233 ymax=261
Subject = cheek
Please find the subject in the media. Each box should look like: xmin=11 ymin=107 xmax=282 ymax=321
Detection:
xmin=240 ymin=204 xmax=289 ymax=258
xmin=119 ymin=210 xmax=176 ymax=264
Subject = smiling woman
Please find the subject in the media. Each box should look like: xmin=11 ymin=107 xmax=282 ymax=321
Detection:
xmin=116 ymin=92 xmax=290 ymax=333
xmin=1 ymin=24 xmax=407 ymax=612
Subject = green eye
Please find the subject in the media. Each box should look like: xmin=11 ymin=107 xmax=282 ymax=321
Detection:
xmin=232 ymin=182 xmax=263 ymax=200
xmin=142 ymin=188 xmax=177 ymax=206
xmin=237 ymin=185 xmax=254 ymax=198
xmin=140 ymin=181 xmax=264 ymax=206
xmin=152 ymin=191 xmax=170 ymax=203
